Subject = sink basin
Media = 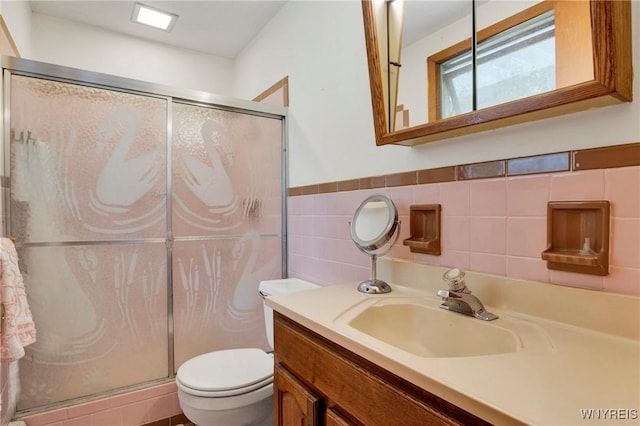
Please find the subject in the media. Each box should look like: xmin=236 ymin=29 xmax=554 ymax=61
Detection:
xmin=347 ymin=301 xmax=520 ymax=358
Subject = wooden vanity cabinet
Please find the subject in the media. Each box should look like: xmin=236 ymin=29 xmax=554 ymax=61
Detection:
xmin=273 ymin=312 xmax=491 ymax=426
xmin=274 ymin=363 xmax=320 ymax=425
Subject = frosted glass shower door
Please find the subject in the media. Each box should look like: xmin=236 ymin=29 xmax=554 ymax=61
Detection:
xmin=6 ymin=70 xmax=286 ymax=412
xmin=9 ymin=75 xmax=169 ymax=410
xmin=171 ymin=102 xmax=283 ymax=369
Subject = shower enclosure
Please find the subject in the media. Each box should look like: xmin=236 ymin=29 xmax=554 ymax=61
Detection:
xmin=1 ymin=57 xmax=287 ymax=415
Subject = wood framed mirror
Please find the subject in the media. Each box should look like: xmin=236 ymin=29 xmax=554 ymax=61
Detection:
xmin=362 ymin=0 xmax=633 ymax=147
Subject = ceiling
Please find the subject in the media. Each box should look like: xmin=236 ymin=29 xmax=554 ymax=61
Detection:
xmin=29 ymin=1 xmax=479 ymax=60
xmin=29 ymin=0 xmax=288 ymax=59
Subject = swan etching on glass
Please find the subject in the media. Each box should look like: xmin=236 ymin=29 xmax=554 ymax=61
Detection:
xmin=174 ymin=119 xmax=239 ymax=231
xmin=93 ymin=107 xmax=162 ymax=209
xmin=181 ymin=120 xmax=236 ymax=210
xmin=228 ymin=233 xmax=278 ymax=323
xmin=86 ymin=107 xmax=165 ymax=234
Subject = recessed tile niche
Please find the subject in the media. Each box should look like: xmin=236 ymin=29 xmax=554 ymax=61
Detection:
xmin=541 ymin=201 xmax=610 ymax=276
xmin=403 ymin=204 xmax=441 ymax=255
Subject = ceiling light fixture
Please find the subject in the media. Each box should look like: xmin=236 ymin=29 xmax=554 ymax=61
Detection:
xmin=131 ymin=3 xmax=178 ymax=32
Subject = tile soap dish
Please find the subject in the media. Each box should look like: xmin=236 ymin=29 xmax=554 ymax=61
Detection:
xmin=403 ymin=204 xmax=441 ymax=255
xmin=541 ymin=201 xmax=610 ymax=275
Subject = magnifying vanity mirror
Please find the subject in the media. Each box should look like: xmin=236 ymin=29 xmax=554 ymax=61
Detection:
xmin=362 ymin=0 xmax=633 ymax=146
xmin=350 ymin=195 xmax=401 ymax=294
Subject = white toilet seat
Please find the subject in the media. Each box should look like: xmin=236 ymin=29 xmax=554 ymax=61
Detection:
xmin=177 ymin=348 xmax=273 ymax=398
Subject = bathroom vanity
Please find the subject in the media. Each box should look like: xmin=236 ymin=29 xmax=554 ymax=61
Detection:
xmin=273 ymin=312 xmax=487 ymax=425
xmin=267 ymin=259 xmax=640 ymax=425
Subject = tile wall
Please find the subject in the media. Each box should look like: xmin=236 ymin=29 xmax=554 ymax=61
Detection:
xmin=288 ymin=148 xmax=640 ymax=296
xmin=9 ymin=145 xmax=640 ymax=426
xmin=18 ymin=383 xmax=184 ymax=426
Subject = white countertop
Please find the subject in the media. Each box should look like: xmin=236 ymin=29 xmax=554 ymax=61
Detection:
xmin=266 ymin=259 xmax=640 ymax=426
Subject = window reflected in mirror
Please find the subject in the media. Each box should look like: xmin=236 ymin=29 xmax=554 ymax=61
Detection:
xmin=435 ymin=9 xmax=556 ymax=119
xmin=362 ymin=0 xmax=631 ymax=146
xmin=399 ymin=0 xmax=594 ymax=127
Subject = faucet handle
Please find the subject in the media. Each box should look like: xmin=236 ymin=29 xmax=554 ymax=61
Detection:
xmin=437 ymin=289 xmax=451 ymax=299
xmin=442 ymin=267 xmax=468 ymax=292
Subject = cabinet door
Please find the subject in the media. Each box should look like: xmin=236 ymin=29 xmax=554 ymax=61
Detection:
xmin=274 ymin=364 xmax=320 ymax=426
xmin=326 ymin=408 xmax=357 ymax=426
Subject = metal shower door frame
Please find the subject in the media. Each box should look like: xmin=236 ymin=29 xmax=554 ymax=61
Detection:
xmin=0 ymin=55 xmax=289 ymax=411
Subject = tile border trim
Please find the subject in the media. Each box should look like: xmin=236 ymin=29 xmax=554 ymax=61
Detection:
xmin=288 ymin=142 xmax=639 ymax=196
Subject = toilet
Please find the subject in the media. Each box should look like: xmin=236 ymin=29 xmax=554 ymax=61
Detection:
xmin=176 ymin=278 xmax=319 ymax=426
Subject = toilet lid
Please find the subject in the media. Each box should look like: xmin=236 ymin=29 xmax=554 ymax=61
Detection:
xmin=177 ymin=348 xmax=273 ymax=393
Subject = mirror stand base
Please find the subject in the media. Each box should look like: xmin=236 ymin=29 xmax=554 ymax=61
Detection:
xmin=357 ymin=280 xmax=392 ymax=294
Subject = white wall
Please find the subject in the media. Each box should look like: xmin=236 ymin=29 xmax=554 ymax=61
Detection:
xmin=235 ymin=1 xmax=383 ymax=188
xmin=1 ymin=0 xmax=32 ymax=57
xmin=236 ymin=0 xmax=640 ymax=187
xmin=30 ymin=13 xmax=234 ymax=96
xmin=22 ymin=0 xmax=640 ymax=188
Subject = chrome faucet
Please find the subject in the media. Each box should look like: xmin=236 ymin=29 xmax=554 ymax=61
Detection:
xmin=437 ymin=268 xmax=498 ymax=321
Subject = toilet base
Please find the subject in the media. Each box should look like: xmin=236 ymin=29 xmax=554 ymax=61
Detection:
xmin=182 ymin=402 xmax=272 ymax=426
xmin=178 ymin=387 xmax=273 ymax=426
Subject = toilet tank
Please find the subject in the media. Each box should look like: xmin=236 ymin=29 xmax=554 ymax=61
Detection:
xmin=259 ymin=278 xmax=319 ymax=350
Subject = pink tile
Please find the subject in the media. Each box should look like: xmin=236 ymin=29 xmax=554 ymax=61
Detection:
xmin=92 ymin=408 xmax=122 ymax=426
xmin=299 ymin=194 xmax=315 ymax=216
xmin=385 ymin=185 xmax=415 ymax=216
xmin=313 ymin=192 xmax=336 ymax=215
xmin=302 ymin=235 xmax=320 ymax=258
xmin=470 ymin=217 xmax=506 ymax=255
xmin=470 ymin=253 xmax=506 ymax=276
xmin=294 ymin=256 xmax=315 ymax=281
xmin=507 ymin=174 xmax=550 ymax=217
xmin=287 ymin=215 xmax=304 ymax=236
xmin=312 ymin=215 xmax=331 ymax=237
xmin=324 ymin=191 xmax=353 ymax=216
xmin=321 ymin=259 xmax=357 ymax=285
xmin=67 ymin=392 xmax=135 ymax=419
xmin=438 ymin=250 xmax=470 ymax=271
xmin=120 ymin=401 xmax=150 ymax=426
xmin=507 ymin=256 xmax=550 ymax=283
xmin=439 ymin=181 xmax=470 ymax=216
xmin=605 ymin=166 xmax=640 ymax=218
xmin=62 ymin=416 xmax=93 ymax=426
xmin=349 ymin=192 xmax=372 ymax=215
xmin=396 ymin=213 xmax=411 ymax=242
xmin=506 ymin=218 xmax=547 ymax=258
xmin=413 ymin=183 xmax=440 ymax=204
xmin=604 ymin=267 xmax=640 ymax=295
xmin=550 ymin=170 xmax=605 ymax=201
xmin=328 ymin=215 xmax=351 ymax=239
xmin=325 ymin=238 xmax=348 ymax=263
xmin=470 ymin=179 xmax=506 ymax=216
xmin=350 ymin=264 xmax=370 ymax=282
xmin=288 ymin=234 xmax=303 ymax=256
xmin=134 ymin=382 xmax=175 ymax=399
xmin=338 ymin=190 xmax=369 ymax=217
xmin=610 ymin=218 xmax=640 ymax=268
xmin=441 ymin=216 xmax=470 ymax=251
xmin=389 ymin=242 xmax=412 ymax=261
xmin=549 ymin=270 xmax=604 ymax=291
xmin=414 ymin=252 xmax=444 ymax=266
xmin=147 ymin=393 xmax=180 ymax=423
xmin=22 ymin=407 xmax=68 ymax=426
xmin=287 ymin=253 xmax=303 ymax=275
xmin=295 ymin=215 xmax=313 ymax=239
xmin=287 ymin=196 xmax=303 ymax=215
